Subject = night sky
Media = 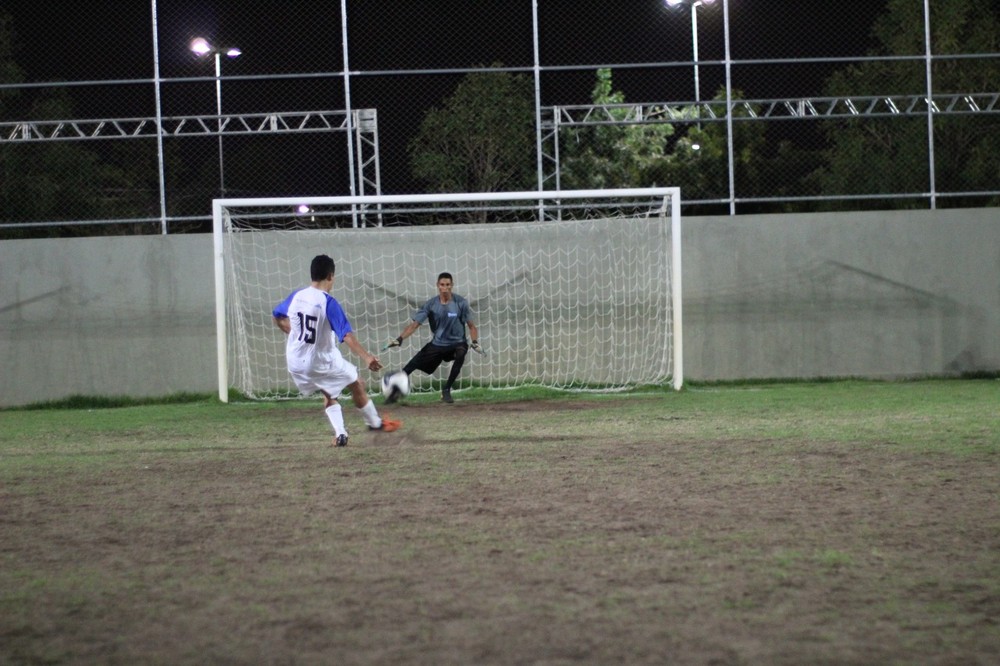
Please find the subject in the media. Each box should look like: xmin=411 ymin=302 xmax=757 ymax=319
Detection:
xmin=2 ymin=1 xmax=893 ymax=195
xmin=4 ymin=2 xmax=891 ymax=98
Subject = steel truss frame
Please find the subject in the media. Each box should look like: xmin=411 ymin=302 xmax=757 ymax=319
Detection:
xmin=0 ymin=109 xmax=382 ymax=199
xmin=4 ymin=89 xmax=998 ymax=209
xmin=540 ymin=91 xmax=1000 ymax=192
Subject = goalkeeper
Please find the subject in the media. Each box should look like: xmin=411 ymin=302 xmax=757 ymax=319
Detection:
xmin=272 ymin=254 xmax=401 ymax=447
xmin=385 ymin=272 xmax=481 ymax=404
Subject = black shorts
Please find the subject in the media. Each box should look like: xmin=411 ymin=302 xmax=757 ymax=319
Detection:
xmin=405 ymin=341 xmax=468 ymax=375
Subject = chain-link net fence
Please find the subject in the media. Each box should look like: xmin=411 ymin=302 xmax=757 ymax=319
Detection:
xmin=1 ymin=0 xmax=998 ymax=236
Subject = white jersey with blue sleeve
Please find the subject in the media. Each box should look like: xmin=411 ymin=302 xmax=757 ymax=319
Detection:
xmin=273 ymin=286 xmax=355 ymax=382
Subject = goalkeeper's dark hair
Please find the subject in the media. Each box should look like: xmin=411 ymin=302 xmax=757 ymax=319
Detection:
xmin=311 ymin=254 xmax=336 ymax=281
xmin=437 ymin=272 xmax=453 ymax=283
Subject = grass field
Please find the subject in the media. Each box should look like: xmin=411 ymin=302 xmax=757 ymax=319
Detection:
xmin=2 ymin=380 xmax=999 ymax=664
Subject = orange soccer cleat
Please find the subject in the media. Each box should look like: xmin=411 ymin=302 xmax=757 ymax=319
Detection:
xmin=369 ymin=416 xmax=402 ymax=432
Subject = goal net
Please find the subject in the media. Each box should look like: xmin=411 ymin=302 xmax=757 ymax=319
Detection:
xmin=212 ymin=188 xmax=682 ymax=401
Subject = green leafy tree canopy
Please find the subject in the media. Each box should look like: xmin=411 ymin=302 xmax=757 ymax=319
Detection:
xmin=409 ymin=64 xmax=536 ymax=195
xmin=559 ymin=68 xmax=676 ymax=190
xmin=816 ymin=0 xmax=1000 ymax=208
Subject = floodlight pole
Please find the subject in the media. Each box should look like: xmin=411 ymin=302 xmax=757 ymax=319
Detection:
xmin=667 ymin=0 xmax=714 ymax=123
xmin=213 ymin=51 xmax=225 ymax=196
xmin=692 ymin=1 xmax=703 ymax=116
xmin=192 ymin=38 xmax=241 ymax=198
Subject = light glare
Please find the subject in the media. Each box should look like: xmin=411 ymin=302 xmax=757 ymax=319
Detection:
xmin=190 ymin=37 xmax=211 ymax=55
xmin=191 ymin=38 xmax=241 ymax=59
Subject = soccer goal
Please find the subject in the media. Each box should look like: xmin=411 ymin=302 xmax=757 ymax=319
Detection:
xmin=213 ymin=188 xmax=682 ymax=401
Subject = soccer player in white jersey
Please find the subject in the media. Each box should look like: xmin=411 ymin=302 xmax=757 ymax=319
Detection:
xmin=385 ymin=272 xmax=481 ymax=404
xmin=272 ymin=254 xmax=401 ymax=446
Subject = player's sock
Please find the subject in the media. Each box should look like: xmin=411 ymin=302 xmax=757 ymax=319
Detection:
xmin=325 ymin=402 xmax=346 ymax=437
xmin=358 ymin=400 xmax=381 ymax=429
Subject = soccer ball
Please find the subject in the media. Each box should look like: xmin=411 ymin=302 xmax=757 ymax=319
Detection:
xmin=381 ymin=370 xmax=410 ymax=401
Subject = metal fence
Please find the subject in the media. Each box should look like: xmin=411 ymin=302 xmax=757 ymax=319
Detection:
xmin=1 ymin=0 xmax=998 ymax=235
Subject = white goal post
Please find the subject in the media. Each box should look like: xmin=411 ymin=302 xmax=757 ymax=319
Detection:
xmin=213 ymin=188 xmax=682 ymax=401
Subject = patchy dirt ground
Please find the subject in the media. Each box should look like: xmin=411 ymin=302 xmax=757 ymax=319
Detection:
xmin=2 ymin=397 xmax=998 ymax=665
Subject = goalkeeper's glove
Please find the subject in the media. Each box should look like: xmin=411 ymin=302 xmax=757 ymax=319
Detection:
xmin=382 ymin=336 xmax=402 ymax=351
xmin=471 ymin=340 xmax=484 ymax=355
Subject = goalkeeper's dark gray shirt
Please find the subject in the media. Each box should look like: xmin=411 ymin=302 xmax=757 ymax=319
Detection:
xmin=413 ymin=295 xmax=474 ymax=347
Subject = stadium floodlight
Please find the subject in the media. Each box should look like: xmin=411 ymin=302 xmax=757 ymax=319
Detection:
xmin=666 ymin=0 xmax=716 ymax=139
xmin=191 ymin=37 xmax=242 ymax=196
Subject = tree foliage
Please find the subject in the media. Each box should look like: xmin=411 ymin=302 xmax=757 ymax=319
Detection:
xmin=559 ymin=71 xmax=772 ymax=211
xmin=646 ymin=88 xmax=770 ymax=208
xmin=409 ymin=65 xmax=536 ymax=197
xmin=0 ymin=10 xmax=171 ymax=237
xmin=559 ymin=68 xmax=676 ymax=190
xmin=815 ymin=0 xmax=1000 ymax=208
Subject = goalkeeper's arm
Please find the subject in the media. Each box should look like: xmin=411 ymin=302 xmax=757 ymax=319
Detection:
xmin=384 ymin=320 xmax=421 ymax=350
xmin=468 ymin=322 xmax=484 ymax=354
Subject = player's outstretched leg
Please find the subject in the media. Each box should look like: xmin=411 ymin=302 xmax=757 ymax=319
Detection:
xmin=359 ymin=400 xmax=401 ymax=432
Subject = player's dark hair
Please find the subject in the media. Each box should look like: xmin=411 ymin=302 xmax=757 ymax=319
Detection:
xmin=437 ymin=272 xmax=453 ymax=283
xmin=311 ymin=254 xmax=336 ymax=281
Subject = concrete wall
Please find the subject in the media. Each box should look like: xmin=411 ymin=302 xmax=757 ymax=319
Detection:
xmin=1 ymin=208 xmax=997 ymax=407
xmin=1 ymin=235 xmax=217 ymax=407
xmin=684 ymin=209 xmax=999 ymax=380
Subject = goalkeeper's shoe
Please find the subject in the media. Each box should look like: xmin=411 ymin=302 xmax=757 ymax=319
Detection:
xmin=441 ymin=388 xmax=454 ymax=404
xmin=334 ymin=434 xmax=349 ymax=447
xmin=384 ymin=386 xmax=402 ymax=405
xmin=369 ymin=416 xmax=402 ymax=433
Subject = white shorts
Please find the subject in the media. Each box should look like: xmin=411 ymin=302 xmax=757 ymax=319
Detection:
xmin=288 ymin=353 xmax=359 ymax=400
